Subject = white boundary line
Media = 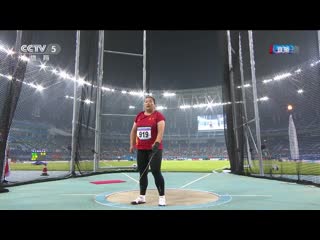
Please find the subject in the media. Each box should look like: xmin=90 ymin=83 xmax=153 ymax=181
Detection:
xmin=212 ymin=165 xmax=230 ymax=173
xmin=180 ymin=173 xmax=212 ymax=188
xmin=122 ymin=173 xmax=139 ymax=183
xmin=61 ymin=194 xmax=97 ymax=196
xmin=220 ymin=194 xmax=272 ymax=197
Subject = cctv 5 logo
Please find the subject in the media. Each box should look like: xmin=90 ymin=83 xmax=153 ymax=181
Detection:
xmin=20 ymin=44 xmax=61 ymax=54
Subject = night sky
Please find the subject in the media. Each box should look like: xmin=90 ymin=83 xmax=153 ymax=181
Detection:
xmin=0 ymin=30 xmax=318 ymax=90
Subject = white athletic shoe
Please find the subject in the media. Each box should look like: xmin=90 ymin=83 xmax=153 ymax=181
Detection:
xmin=131 ymin=195 xmax=146 ymax=205
xmin=158 ymin=196 xmax=166 ymax=206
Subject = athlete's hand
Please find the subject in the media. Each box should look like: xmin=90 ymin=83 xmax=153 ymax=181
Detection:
xmin=152 ymin=142 xmax=160 ymax=153
xmin=130 ymin=145 xmax=135 ymax=153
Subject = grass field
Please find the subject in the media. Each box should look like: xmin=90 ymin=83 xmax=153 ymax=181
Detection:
xmin=8 ymin=159 xmax=320 ymax=175
xmin=248 ymin=160 xmax=320 ymax=175
xmin=9 ymin=160 xmax=230 ymax=172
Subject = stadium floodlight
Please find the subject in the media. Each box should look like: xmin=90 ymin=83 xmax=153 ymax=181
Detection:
xmin=193 ymin=103 xmax=207 ymax=108
xmin=102 ymin=87 xmax=112 ymax=91
xmin=6 ymin=48 xmax=14 ymax=56
xmin=179 ymin=105 xmax=191 ymax=109
xmin=121 ymin=90 xmax=127 ymax=94
xmin=39 ymin=62 xmax=48 ymax=71
xmin=262 ymin=79 xmax=273 ymax=84
xmin=77 ymin=77 xmax=91 ymax=87
xmin=258 ymin=96 xmax=269 ymax=101
xmin=297 ymin=89 xmax=304 ymax=94
xmin=24 ymin=82 xmax=44 ymax=91
xmin=273 ymin=73 xmax=292 ymax=81
xmin=163 ymin=92 xmax=176 ymax=97
xmin=129 ymin=105 xmax=135 ymax=109
xmin=19 ymin=55 xmax=30 ymax=62
xmin=35 ymin=85 xmax=44 ymax=92
xmin=208 ymin=102 xmax=226 ymax=107
xmin=50 ymin=68 xmax=58 ymax=74
xmin=157 ymin=106 xmax=167 ymax=110
xmin=294 ymin=69 xmax=302 ymax=73
xmin=77 ymin=78 xmax=85 ymax=86
xmin=237 ymin=84 xmax=251 ymax=89
xmin=65 ymin=96 xmax=95 ymax=104
xmin=129 ymin=91 xmax=144 ymax=97
xmin=0 ymin=44 xmax=15 ymax=56
xmin=84 ymin=99 xmax=92 ymax=105
xmin=310 ymin=60 xmax=320 ymax=67
xmin=27 ymin=83 xmax=36 ymax=88
xmin=178 ymin=101 xmax=231 ymax=110
xmin=58 ymin=70 xmax=69 ymax=79
xmin=0 ymin=45 xmax=6 ymax=52
xmin=0 ymin=73 xmax=13 ymax=80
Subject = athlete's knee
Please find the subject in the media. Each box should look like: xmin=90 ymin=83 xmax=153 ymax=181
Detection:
xmin=151 ymin=169 xmax=162 ymax=177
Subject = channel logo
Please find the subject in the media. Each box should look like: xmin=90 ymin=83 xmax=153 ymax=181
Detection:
xmin=269 ymin=44 xmax=299 ymax=54
xmin=20 ymin=44 xmax=61 ymax=55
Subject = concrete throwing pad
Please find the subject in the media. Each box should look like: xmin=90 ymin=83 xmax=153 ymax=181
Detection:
xmin=95 ymin=188 xmax=232 ymax=209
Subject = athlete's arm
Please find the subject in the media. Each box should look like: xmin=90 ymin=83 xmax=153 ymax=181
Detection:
xmin=154 ymin=120 xmax=165 ymax=145
xmin=130 ymin=122 xmax=137 ymax=153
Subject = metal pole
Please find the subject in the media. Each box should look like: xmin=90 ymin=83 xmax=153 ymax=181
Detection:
xmin=247 ymin=125 xmax=259 ymax=153
xmin=318 ymin=30 xmax=320 ymax=58
xmin=94 ymin=30 xmax=104 ymax=172
xmin=227 ymin=30 xmax=240 ymax=171
xmin=239 ymin=33 xmax=252 ymax=167
xmin=0 ymin=30 xmax=22 ymax=189
xmin=143 ymin=30 xmax=147 ymax=97
xmin=248 ymin=30 xmax=264 ymax=176
xmin=15 ymin=31 xmax=22 ymax=53
xmin=70 ymin=30 xmax=80 ymax=175
xmin=104 ymin=50 xmax=143 ymax=57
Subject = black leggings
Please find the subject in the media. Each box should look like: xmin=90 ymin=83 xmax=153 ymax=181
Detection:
xmin=137 ymin=149 xmax=165 ymax=196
